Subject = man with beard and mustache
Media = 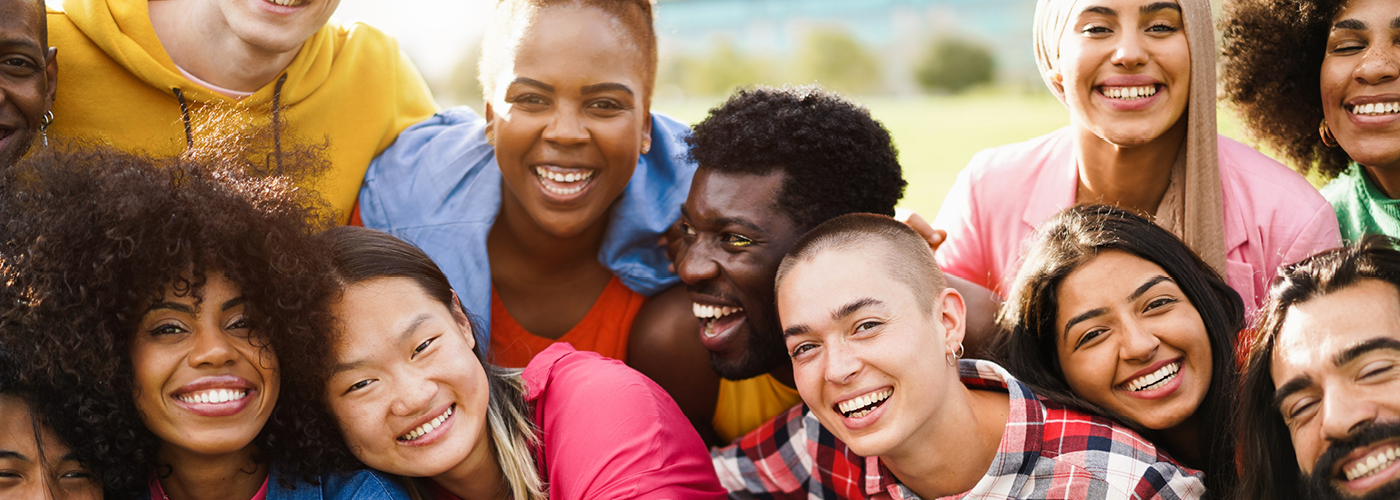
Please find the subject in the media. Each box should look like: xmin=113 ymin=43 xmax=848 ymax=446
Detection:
xmin=1240 ymin=235 xmax=1400 ymax=500
xmin=0 ymin=0 xmax=55 ymax=169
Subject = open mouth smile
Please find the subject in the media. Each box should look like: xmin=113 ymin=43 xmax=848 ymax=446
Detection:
xmin=1348 ymin=101 xmax=1400 ymax=117
xmin=263 ymin=0 xmax=306 ymax=6
xmin=1341 ymin=442 xmax=1400 ymax=482
xmin=176 ymin=389 xmax=249 ymax=404
xmin=534 ymin=166 xmax=596 ymax=197
xmin=835 ymin=388 xmax=892 ymax=419
xmin=1121 ymin=361 xmax=1181 ymax=392
xmin=1099 ymin=85 xmax=1159 ymax=101
xmin=693 ymin=302 xmax=744 ymax=338
xmin=399 ymin=403 xmax=455 ymax=442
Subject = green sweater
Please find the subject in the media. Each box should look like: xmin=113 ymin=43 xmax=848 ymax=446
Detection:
xmin=1321 ymin=163 xmax=1400 ymax=243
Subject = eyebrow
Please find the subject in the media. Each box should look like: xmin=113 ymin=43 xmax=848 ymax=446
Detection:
xmin=1333 ymin=337 xmax=1400 ymax=367
xmin=1064 ymin=307 xmax=1109 ymax=335
xmin=783 ymin=297 xmax=884 ymax=339
xmin=509 ymin=77 xmax=554 ymax=93
xmin=144 ymin=295 xmax=247 ymax=315
xmin=0 ymin=450 xmax=30 ymax=462
xmin=1334 ymin=19 xmax=1367 ymax=31
xmin=1129 ymin=275 xmax=1174 ymax=301
xmin=1272 ymin=375 xmax=1314 ymax=411
xmin=329 ymin=313 xmax=434 ymax=376
xmin=1141 ymin=2 xmax=1181 ymax=15
xmin=581 ymin=82 xmax=634 ymax=97
xmin=0 ymin=37 xmax=42 ymax=54
xmin=1082 ymin=5 xmax=1117 ymax=16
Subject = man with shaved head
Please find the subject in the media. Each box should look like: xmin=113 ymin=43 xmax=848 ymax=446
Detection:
xmin=711 ymin=213 xmax=1205 ymax=499
xmin=0 ymin=0 xmax=55 ymax=168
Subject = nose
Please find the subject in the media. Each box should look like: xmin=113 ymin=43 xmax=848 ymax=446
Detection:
xmin=676 ymin=239 xmax=719 ymax=285
xmin=1354 ymin=45 xmax=1400 ymax=86
xmin=822 ymin=341 xmax=862 ymax=385
xmin=541 ymin=105 xmax=589 ymax=147
xmin=1110 ymin=32 xmax=1149 ymax=70
xmin=188 ymin=327 xmax=239 ymax=368
xmin=1118 ymin=322 xmax=1161 ymax=363
xmin=388 ymin=375 xmax=437 ymax=418
xmin=1319 ymin=384 xmax=1379 ymax=443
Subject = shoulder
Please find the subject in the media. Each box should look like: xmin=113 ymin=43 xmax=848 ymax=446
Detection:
xmin=1218 ymin=135 xmax=1329 ymax=207
xmin=325 ymin=21 xmax=399 ymax=52
xmin=1036 ymin=400 xmax=1206 ymax=499
xmin=271 ymin=469 xmax=411 ymax=500
xmin=1320 ymin=164 xmax=1364 ymax=204
xmin=363 ymin=107 xmax=493 ymax=203
xmin=525 ymin=344 xmax=663 ymax=404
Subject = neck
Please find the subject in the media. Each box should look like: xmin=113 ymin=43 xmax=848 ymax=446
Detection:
xmin=1362 ymin=164 xmax=1400 ymax=200
xmin=148 ymin=1 xmax=301 ymax=94
xmin=155 ymin=444 xmax=267 ymax=500
xmin=1073 ymin=117 xmax=1189 ymax=216
xmin=434 ymin=430 xmax=508 ymax=500
xmin=1156 ymin=414 xmax=1203 ymax=467
xmin=882 ymin=375 xmax=1009 ymax=498
xmin=488 ymin=181 xmax=610 ymax=281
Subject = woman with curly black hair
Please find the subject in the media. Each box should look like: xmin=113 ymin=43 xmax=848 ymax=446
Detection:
xmin=1222 ymin=0 xmax=1400 ymax=244
xmin=999 ymin=204 xmax=1243 ymax=498
xmin=0 ymin=143 xmax=406 ymax=500
xmin=933 ymin=0 xmax=1339 ymax=316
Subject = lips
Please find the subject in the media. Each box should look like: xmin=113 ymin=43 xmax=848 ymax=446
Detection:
xmin=171 ymin=375 xmax=257 ymax=417
xmin=533 ymin=165 xmax=597 ymax=199
xmin=835 ymin=388 xmax=892 ymax=419
xmin=262 ymin=0 xmax=305 ymax=6
xmin=1341 ymin=443 xmax=1400 ymax=482
xmin=692 ymin=300 xmax=746 ymax=351
xmin=396 ymin=403 xmax=457 ymax=448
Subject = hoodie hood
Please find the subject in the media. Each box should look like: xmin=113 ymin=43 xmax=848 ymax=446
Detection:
xmin=63 ymin=0 xmax=334 ymax=107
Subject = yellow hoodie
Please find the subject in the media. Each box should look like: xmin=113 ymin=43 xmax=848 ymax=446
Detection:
xmin=47 ymin=0 xmax=439 ymax=222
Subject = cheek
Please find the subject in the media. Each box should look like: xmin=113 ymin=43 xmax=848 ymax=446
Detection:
xmin=330 ymin=398 xmax=385 ymax=453
xmin=1059 ymin=348 xmax=1114 ymax=398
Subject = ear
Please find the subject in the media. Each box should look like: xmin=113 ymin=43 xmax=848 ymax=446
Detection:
xmin=1043 ymin=68 xmax=1065 ymax=96
xmin=483 ymin=102 xmax=495 ymax=144
xmin=44 ymin=47 xmax=57 ymax=113
xmin=937 ymin=287 xmax=967 ymax=352
xmin=448 ymin=290 xmax=475 ymax=350
xmin=641 ymin=112 xmax=652 ymax=155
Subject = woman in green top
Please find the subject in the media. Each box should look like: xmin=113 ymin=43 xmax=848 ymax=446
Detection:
xmin=1221 ymin=0 xmax=1400 ymax=242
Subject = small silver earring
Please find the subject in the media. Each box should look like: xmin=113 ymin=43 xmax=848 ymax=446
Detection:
xmin=39 ymin=111 xmax=53 ymax=147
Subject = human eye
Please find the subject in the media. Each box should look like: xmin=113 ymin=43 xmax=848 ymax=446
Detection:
xmin=58 ymin=469 xmax=94 ymax=480
xmin=1144 ymin=296 xmax=1178 ymax=311
xmin=587 ymin=98 xmax=628 ymax=112
xmin=1074 ymin=328 xmax=1106 ymax=350
xmin=1081 ymin=23 xmax=1112 ymax=35
xmin=0 ymin=56 xmax=39 ymax=75
xmin=1285 ymin=397 xmax=1318 ymax=424
xmin=790 ymin=342 xmax=817 ymax=358
xmin=1147 ymin=21 xmax=1179 ymax=34
xmin=345 ymin=379 xmax=375 ymax=394
xmin=855 ymin=320 xmax=882 ymax=334
xmin=505 ymin=92 xmax=549 ymax=110
xmin=413 ymin=336 xmax=438 ymax=357
xmin=147 ymin=322 xmax=188 ymax=336
xmin=680 ymin=221 xmax=696 ymax=237
xmin=722 ymin=233 xmax=754 ymax=248
xmin=1359 ymin=360 xmax=1395 ymax=380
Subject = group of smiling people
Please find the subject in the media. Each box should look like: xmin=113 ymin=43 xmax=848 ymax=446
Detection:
xmin=2 ymin=0 xmax=1400 ymax=499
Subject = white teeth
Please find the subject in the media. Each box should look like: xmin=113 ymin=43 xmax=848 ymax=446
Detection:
xmin=534 ymin=167 xmax=596 ymax=194
xmin=1125 ymin=362 xmax=1181 ymax=392
xmin=1353 ymin=102 xmax=1400 ymax=116
xmin=1103 ymin=85 xmax=1158 ymax=100
xmin=1344 ymin=445 xmax=1400 ymax=481
xmin=399 ymin=404 xmax=455 ymax=441
xmin=264 ymin=0 xmax=304 ymax=6
xmin=836 ymin=388 xmax=893 ymax=417
xmin=177 ymin=389 xmax=248 ymax=404
xmin=692 ymin=303 xmax=742 ymax=319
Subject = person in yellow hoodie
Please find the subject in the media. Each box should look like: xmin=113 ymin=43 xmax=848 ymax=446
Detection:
xmin=46 ymin=0 xmax=438 ymax=221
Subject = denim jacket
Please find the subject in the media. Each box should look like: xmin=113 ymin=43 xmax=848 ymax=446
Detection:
xmin=358 ymin=107 xmax=695 ymax=347
xmin=144 ymin=469 xmax=410 ymax=500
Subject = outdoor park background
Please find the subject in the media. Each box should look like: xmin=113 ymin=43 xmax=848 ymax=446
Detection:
xmin=72 ymin=0 xmax=1257 ymax=218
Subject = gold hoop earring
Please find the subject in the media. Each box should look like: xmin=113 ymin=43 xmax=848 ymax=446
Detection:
xmin=1320 ymin=119 xmax=1339 ymax=148
xmin=641 ymin=140 xmax=651 ymax=155
xmin=485 ymin=130 xmax=495 ymax=147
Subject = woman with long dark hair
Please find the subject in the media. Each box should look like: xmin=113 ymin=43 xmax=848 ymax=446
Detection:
xmin=999 ymin=204 xmax=1243 ymax=498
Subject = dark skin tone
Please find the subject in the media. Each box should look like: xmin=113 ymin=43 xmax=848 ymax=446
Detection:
xmin=0 ymin=0 xmax=56 ymax=168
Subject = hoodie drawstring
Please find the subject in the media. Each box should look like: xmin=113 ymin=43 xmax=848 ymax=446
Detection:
xmin=272 ymin=73 xmax=287 ymax=174
xmin=172 ymin=87 xmax=193 ymax=150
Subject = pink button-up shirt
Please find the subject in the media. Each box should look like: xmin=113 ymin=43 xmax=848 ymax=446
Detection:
xmin=933 ymin=127 xmax=1341 ymax=317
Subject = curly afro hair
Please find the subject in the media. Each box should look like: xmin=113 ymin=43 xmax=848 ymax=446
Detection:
xmin=1221 ymin=0 xmax=1347 ymax=178
xmin=0 ymin=141 xmax=360 ymax=497
xmin=686 ymin=86 xmax=907 ymax=230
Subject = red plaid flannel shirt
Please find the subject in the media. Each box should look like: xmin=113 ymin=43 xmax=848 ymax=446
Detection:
xmin=711 ymin=359 xmax=1206 ymax=500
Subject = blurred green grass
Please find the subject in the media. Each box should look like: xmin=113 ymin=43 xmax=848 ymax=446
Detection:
xmin=655 ymin=91 xmax=1260 ymax=219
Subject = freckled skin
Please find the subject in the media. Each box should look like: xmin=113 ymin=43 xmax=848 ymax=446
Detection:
xmin=1319 ymin=0 xmax=1400 ymax=195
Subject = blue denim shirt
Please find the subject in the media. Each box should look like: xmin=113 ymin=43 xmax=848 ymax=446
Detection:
xmin=144 ymin=469 xmax=410 ymax=500
xmin=358 ymin=107 xmax=695 ymax=347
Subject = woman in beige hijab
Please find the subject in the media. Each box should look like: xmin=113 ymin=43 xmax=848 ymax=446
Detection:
xmin=931 ymin=0 xmax=1340 ymax=314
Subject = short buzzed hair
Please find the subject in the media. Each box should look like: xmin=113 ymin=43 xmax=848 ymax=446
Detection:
xmin=775 ymin=213 xmax=946 ymax=315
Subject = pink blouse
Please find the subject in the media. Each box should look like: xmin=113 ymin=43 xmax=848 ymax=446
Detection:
xmin=932 ymin=127 xmax=1341 ymax=315
xmin=521 ymin=343 xmax=724 ymax=500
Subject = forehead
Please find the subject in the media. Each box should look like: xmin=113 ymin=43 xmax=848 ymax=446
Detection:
xmin=780 ymin=247 xmax=917 ymax=324
xmin=0 ymin=394 xmax=38 ymax=453
xmin=1058 ymin=250 xmax=1169 ymax=306
xmin=687 ymin=168 xmax=792 ymax=226
xmin=1070 ymin=0 xmax=1182 ymax=16
xmin=0 ymin=0 xmax=43 ymax=44
xmin=1333 ymin=0 xmax=1397 ymax=24
xmin=505 ymin=5 xmax=648 ymax=89
xmin=1273 ymin=280 xmax=1400 ymax=380
xmin=331 ymin=278 xmax=441 ymax=355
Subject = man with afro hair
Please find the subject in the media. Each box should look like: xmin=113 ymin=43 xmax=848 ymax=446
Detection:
xmin=631 ymin=86 xmax=996 ymax=444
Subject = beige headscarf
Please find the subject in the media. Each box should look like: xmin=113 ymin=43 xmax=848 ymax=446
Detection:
xmin=1032 ymin=0 xmax=1227 ymax=276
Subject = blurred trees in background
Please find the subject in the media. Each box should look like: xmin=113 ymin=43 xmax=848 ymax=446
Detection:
xmin=915 ymin=37 xmax=995 ymax=94
xmin=794 ymin=29 xmax=881 ymax=96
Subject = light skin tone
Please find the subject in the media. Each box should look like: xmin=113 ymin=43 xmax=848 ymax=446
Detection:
xmin=327 ymin=278 xmax=505 ymax=500
xmin=1321 ymin=0 xmax=1400 ymax=198
xmin=1054 ymin=250 xmax=1211 ymax=463
xmin=146 ymin=0 xmax=341 ymax=94
xmin=1051 ymin=0 xmax=1191 ymax=215
xmin=0 ymin=0 xmax=56 ymax=167
xmin=0 ymin=394 xmax=102 ymax=500
xmin=130 ymin=273 xmax=277 ymax=500
xmin=779 ymin=246 xmax=1009 ymax=498
xmin=1272 ymin=280 xmax=1400 ymax=497
xmin=483 ymin=4 xmax=654 ymax=339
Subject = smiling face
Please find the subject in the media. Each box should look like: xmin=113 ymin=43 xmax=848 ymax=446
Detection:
xmin=214 ymin=0 xmax=341 ymax=55
xmin=0 ymin=395 xmax=102 ymax=500
xmin=1320 ymin=0 xmax=1400 ymax=172
xmin=484 ymin=4 xmax=652 ymax=239
xmin=779 ymin=245 xmax=964 ymax=459
xmin=1055 ymin=0 xmax=1191 ymax=147
xmin=129 ymin=272 xmax=279 ymax=457
xmin=0 ymin=0 xmax=56 ymax=168
xmin=326 ymin=277 xmax=493 ymax=479
xmin=1271 ymin=279 xmax=1400 ymax=499
xmin=1054 ymin=250 xmax=1211 ymax=431
xmin=676 ymin=168 xmax=803 ymax=380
